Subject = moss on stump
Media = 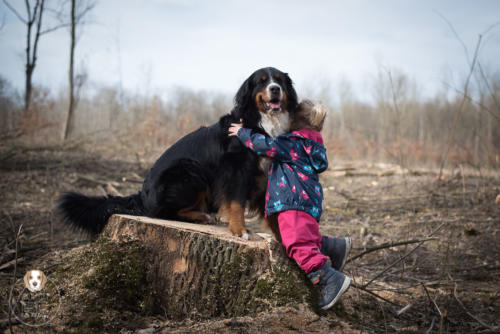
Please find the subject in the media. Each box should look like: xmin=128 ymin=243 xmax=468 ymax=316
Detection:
xmin=52 ymin=214 xmax=316 ymax=329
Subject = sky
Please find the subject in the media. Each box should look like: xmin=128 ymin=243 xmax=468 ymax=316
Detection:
xmin=1 ymin=0 xmax=499 ymax=103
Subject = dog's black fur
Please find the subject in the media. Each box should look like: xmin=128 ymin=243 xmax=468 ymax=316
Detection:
xmin=57 ymin=67 xmax=298 ymax=237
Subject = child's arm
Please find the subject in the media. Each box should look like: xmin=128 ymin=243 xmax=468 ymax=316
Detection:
xmin=228 ymin=123 xmax=291 ymax=161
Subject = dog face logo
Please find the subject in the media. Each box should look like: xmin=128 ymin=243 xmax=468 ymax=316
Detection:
xmin=23 ymin=270 xmax=47 ymax=293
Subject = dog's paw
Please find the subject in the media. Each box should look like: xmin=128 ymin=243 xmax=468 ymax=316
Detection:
xmin=241 ymin=230 xmax=254 ymax=240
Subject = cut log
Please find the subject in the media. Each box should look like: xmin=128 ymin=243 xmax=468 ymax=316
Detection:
xmin=102 ymin=214 xmax=316 ymax=319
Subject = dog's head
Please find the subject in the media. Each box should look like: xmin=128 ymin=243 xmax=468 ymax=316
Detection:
xmin=24 ymin=269 xmax=47 ymax=293
xmin=232 ymin=67 xmax=298 ymax=136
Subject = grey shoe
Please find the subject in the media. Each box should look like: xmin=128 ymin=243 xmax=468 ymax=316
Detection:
xmin=307 ymin=263 xmax=352 ymax=310
xmin=321 ymin=236 xmax=352 ymax=271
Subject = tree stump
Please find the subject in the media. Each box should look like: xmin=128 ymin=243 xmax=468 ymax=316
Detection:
xmin=102 ymin=214 xmax=316 ymax=319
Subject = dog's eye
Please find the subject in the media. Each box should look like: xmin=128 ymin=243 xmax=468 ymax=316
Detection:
xmin=37 ymin=275 xmax=40 ymax=279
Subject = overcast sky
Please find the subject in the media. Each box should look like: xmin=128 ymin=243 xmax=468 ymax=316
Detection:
xmin=1 ymin=0 xmax=499 ymax=103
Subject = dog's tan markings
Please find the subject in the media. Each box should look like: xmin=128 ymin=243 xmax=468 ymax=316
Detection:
xmin=274 ymin=74 xmax=280 ymax=79
xmin=261 ymin=75 xmax=267 ymax=82
xmin=177 ymin=190 xmax=211 ymax=222
xmin=220 ymin=200 xmax=247 ymax=237
xmin=255 ymin=92 xmax=267 ymax=112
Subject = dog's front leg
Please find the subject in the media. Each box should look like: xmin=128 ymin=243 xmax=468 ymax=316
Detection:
xmin=219 ymin=200 xmax=249 ymax=239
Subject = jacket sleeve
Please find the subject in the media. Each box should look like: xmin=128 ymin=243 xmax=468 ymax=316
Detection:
xmin=237 ymin=128 xmax=291 ymax=161
xmin=309 ymin=144 xmax=329 ymax=173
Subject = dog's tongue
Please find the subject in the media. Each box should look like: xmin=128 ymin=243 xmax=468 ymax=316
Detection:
xmin=269 ymin=102 xmax=281 ymax=110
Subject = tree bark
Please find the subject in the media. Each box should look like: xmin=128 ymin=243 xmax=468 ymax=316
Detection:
xmin=102 ymin=214 xmax=316 ymax=319
xmin=63 ymin=0 xmax=76 ymax=140
xmin=24 ymin=0 xmax=44 ymax=113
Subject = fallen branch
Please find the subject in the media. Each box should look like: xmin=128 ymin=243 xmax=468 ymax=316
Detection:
xmin=361 ymin=223 xmax=445 ymax=289
xmin=348 ymin=237 xmax=438 ymax=263
xmin=76 ymin=174 xmax=119 ymax=187
xmin=76 ymin=174 xmax=123 ymax=196
xmin=351 ymin=282 xmax=401 ymax=307
xmin=0 ymin=257 xmax=25 ymax=271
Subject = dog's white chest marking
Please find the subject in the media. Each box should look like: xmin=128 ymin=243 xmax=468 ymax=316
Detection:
xmin=260 ymin=111 xmax=290 ymax=138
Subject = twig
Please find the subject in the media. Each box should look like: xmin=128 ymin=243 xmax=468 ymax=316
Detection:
xmin=396 ymin=303 xmax=412 ymax=316
xmin=425 ymin=316 xmax=437 ymax=334
xmin=351 ymin=282 xmax=401 ymax=307
xmin=361 ymin=223 xmax=445 ymax=289
xmin=2 ymin=0 xmax=27 ymax=23
xmin=421 ymin=282 xmax=442 ymax=317
xmin=441 ymin=80 xmax=500 ymax=123
xmin=437 ymin=28 xmax=482 ymax=181
xmin=347 ymin=237 xmax=438 ymax=263
xmin=105 ymin=183 xmax=123 ymax=196
xmin=9 ymin=223 xmax=23 ymax=333
xmin=361 ymin=243 xmax=422 ymax=289
xmin=421 ymin=282 xmax=444 ymax=334
xmin=453 ymin=283 xmax=497 ymax=331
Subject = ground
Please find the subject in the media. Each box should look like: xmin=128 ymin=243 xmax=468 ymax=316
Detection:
xmin=0 ymin=146 xmax=499 ymax=333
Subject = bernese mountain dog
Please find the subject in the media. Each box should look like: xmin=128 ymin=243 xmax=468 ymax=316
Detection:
xmin=57 ymin=67 xmax=298 ymax=238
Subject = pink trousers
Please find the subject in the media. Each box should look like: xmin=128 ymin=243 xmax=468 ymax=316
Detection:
xmin=277 ymin=210 xmax=327 ymax=274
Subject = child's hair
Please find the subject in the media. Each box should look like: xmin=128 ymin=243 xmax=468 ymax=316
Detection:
xmin=290 ymin=99 xmax=327 ymax=132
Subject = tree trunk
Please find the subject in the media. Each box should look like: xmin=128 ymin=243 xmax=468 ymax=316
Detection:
xmin=63 ymin=0 xmax=76 ymax=140
xmin=24 ymin=15 xmax=33 ymax=113
xmin=102 ymin=214 xmax=316 ymax=319
xmin=24 ymin=0 xmax=45 ymax=113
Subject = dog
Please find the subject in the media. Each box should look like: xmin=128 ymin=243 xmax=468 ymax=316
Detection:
xmin=24 ymin=270 xmax=47 ymax=293
xmin=57 ymin=67 xmax=298 ymax=238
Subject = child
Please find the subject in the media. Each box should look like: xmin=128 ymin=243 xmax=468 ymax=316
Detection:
xmin=228 ymin=100 xmax=352 ymax=310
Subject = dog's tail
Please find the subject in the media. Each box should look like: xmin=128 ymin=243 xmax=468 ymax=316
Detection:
xmin=56 ymin=192 xmax=144 ymax=235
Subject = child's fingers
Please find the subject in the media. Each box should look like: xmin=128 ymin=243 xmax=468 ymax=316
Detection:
xmin=228 ymin=126 xmax=239 ymax=136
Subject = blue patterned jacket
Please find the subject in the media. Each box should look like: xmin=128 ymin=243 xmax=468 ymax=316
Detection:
xmin=237 ymin=128 xmax=328 ymax=221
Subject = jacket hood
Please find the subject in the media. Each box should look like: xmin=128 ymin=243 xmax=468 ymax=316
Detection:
xmin=291 ymin=129 xmax=324 ymax=145
xmin=285 ymin=129 xmax=328 ymax=173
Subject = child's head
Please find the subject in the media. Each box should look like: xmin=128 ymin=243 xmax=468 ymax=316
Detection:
xmin=290 ymin=99 xmax=327 ymax=132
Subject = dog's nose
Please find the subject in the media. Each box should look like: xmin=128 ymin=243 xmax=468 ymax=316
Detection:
xmin=33 ymin=282 xmax=37 ymax=286
xmin=270 ymin=85 xmax=281 ymax=95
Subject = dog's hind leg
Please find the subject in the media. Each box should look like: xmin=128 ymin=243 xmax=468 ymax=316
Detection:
xmin=176 ymin=189 xmax=212 ymax=223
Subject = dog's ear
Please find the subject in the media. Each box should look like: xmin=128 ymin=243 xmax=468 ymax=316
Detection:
xmin=24 ymin=271 xmax=30 ymax=289
xmin=232 ymin=74 xmax=258 ymax=126
xmin=234 ymin=74 xmax=254 ymax=111
xmin=284 ymin=72 xmax=299 ymax=113
xmin=40 ymin=271 xmax=47 ymax=288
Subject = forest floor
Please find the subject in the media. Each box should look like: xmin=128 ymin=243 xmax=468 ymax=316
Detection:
xmin=0 ymin=145 xmax=499 ymax=333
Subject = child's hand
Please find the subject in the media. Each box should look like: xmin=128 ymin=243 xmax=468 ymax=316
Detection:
xmin=228 ymin=122 xmax=243 ymax=137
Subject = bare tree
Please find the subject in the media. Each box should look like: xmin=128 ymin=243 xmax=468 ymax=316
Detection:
xmin=62 ymin=0 xmax=95 ymax=140
xmin=2 ymin=0 xmax=68 ymax=113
